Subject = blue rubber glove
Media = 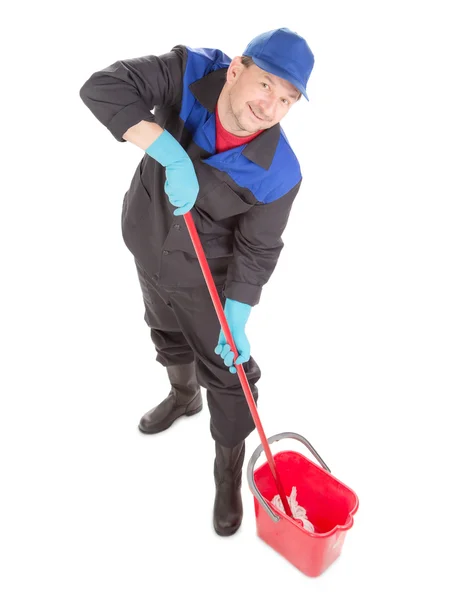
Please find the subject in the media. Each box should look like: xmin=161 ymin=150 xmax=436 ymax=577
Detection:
xmin=215 ymin=298 xmax=252 ymax=374
xmin=145 ymin=130 xmax=199 ymax=216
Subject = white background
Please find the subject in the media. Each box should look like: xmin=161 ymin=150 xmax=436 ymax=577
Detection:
xmin=2 ymin=1 xmax=454 ymax=598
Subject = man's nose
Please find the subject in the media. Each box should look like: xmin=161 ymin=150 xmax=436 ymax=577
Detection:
xmin=257 ymin=98 xmax=275 ymax=120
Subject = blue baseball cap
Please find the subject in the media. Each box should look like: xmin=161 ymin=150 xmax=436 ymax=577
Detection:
xmin=243 ymin=28 xmax=314 ymax=101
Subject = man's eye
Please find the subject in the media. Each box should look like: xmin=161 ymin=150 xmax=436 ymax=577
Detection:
xmin=261 ymin=82 xmax=269 ymax=89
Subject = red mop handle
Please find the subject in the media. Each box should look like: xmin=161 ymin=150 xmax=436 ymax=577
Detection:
xmin=183 ymin=211 xmax=293 ymax=519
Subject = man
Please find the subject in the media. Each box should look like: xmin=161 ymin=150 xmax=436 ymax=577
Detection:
xmin=79 ymin=27 xmax=314 ymax=536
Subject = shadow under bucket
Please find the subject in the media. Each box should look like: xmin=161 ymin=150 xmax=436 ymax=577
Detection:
xmin=247 ymin=432 xmax=359 ymax=578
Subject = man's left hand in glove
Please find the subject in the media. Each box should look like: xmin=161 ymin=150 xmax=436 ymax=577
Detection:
xmin=214 ymin=298 xmax=252 ymax=374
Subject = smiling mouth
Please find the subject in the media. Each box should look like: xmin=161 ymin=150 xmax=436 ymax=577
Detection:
xmin=248 ymin=104 xmax=264 ymax=121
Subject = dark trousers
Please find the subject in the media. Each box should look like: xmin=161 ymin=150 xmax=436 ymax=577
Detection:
xmin=134 ymin=258 xmax=260 ymax=447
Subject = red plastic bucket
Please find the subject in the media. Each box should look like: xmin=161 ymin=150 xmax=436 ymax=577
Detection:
xmin=247 ymin=432 xmax=359 ymax=577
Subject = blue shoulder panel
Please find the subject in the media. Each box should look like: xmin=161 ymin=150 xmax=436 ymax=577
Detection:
xmin=203 ymin=135 xmax=301 ymax=203
xmin=180 ymin=47 xmax=231 ymax=123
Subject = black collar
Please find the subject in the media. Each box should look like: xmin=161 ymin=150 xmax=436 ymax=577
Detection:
xmin=189 ymin=67 xmax=281 ymax=170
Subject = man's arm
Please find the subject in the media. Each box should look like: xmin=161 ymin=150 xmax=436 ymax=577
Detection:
xmin=214 ymin=180 xmax=302 ymax=372
xmin=79 ymin=45 xmax=199 ymax=216
xmin=79 ymin=45 xmax=186 ymax=144
xmin=224 ymin=179 xmax=302 ymax=306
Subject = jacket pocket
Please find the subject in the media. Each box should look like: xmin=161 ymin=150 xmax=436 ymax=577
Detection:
xmin=165 ymin=182 xmax=253 ymax=259
xmin=199 ymin=234 xmax=233 ymax=259
xmin=196 ymin=181 xmax=253 ymax=222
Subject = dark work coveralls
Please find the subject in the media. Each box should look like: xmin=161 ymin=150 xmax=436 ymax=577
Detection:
xmin=79 ymin=44 xmax=302 ymax=448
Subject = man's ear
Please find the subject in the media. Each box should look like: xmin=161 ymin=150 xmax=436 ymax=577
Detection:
xmin=226 ymin=56 xmax=244 ymax=84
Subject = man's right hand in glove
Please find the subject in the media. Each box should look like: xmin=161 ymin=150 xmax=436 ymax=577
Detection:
xmin=145 ymin=130 xmax=199 ymax=216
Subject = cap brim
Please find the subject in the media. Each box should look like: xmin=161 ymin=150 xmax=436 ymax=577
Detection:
xmin=250 ymin=56 xmax=309 ymax=101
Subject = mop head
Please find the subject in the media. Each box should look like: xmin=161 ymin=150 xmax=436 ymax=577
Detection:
xmin=271 ymin=486 xmax=315 ymax=532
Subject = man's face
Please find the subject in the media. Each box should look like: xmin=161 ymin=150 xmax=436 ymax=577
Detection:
xmin=222 ymin=56 xmax=300 ymax=136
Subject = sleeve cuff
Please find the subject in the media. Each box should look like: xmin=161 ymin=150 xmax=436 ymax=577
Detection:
xmin=223 ymin=281 xmax=262 ymax=306
xmin=107 ymin=100 xmax=157 ymax=142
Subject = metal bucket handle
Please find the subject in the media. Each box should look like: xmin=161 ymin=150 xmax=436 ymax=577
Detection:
xmin=246 ymin=431 xmax=331 ymax=523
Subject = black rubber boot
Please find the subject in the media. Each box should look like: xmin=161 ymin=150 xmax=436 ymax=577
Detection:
xmin=138 ymin=363 xmax=202 ymax=434
xmin=213 ymin=440 xmax=245 ymax=536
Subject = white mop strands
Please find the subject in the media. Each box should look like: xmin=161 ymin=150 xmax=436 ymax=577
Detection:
xmin=271 ymin=486 xmax=315 ymax=532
